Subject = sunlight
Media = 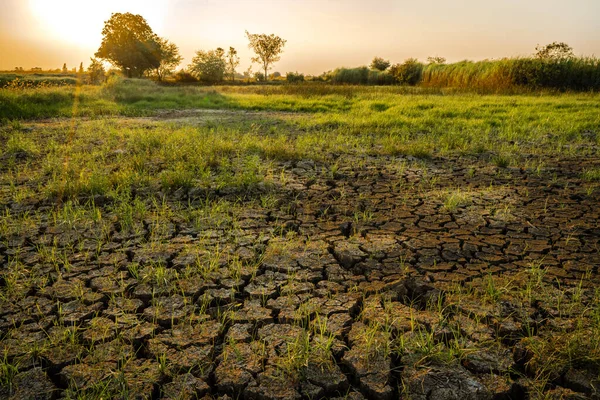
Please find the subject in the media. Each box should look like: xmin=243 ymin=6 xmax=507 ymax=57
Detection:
xmin=28 ymin=0 xmax=168 ymax=47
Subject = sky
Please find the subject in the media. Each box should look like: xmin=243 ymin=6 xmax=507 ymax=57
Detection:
xmin=0 ymin=0 xmax=599 ymax=75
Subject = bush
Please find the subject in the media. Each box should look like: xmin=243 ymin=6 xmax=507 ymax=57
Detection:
xmin=329 ymin=67 xmax=395 ymax=85
xmin=173 ymin=70 xmax=199 ymax=83
xmin=88 ymin=58 xmax=106 ymax=85
xmin=389 ymin=59 xmax=424 ymax=85
xmin=286 ymin=72 xmax=305 ymax=83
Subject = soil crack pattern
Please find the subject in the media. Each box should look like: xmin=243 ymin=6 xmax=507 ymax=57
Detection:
xmin=1 ymin=120 xmax=599 ymax=400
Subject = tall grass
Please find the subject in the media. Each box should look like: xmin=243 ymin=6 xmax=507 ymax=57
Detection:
xmin=422 ymin=57 xmax=600 ymax=92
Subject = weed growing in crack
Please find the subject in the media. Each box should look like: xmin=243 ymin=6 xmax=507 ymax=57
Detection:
xmin=581 ymin=168 xmax=600 ymax=182
xmin=441 ymin=189 xmax=472 ymax=212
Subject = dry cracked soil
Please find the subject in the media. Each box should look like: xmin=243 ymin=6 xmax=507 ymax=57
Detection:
xmin=1 ymin=117 xmax=600 ymax=400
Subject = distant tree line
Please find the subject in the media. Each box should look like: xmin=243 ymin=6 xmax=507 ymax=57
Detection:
xmin=326 ymin=42 xmax=600 ymax=91
xmin=91 ymin=13 xmax=287 ymax=84
xmin=37 ymin=10 xmax=595 ymax=92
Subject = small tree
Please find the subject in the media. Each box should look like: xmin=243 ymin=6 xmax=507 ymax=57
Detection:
xmin=535 ymin=42 xmax=574 ymax=60
xmin=245 ymin=30 xmax=286 ymax=82
xmin=370 ymin=57 xmax=390 ymax=71
xmin=226 ymin=47 xmax=240 ymax=82
xmin=243 ymin=65 xmax=253 ymax=83
xmin=62 ymin=63 xmax=68 ymax=73
xmin=153 ymin=38 xmax=183 ymax=81
xmin=389 ymin=58 xmax=424 ymax=85
xmin=88 ymin=58 xmax=106 ymax=84
xmin=427 ymin=56 xmax=446 ymax=64
xmin=189 ymin=48 xmax=226 ymax=83
xmin=78 ymin=62 xmax=84 ymax=74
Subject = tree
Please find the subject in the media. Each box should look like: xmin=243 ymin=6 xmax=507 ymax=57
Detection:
xmin=389 ymin=58 xmax=424 ymax=85
xmin=370 ymin=57 xmax=390 ymax=71
xmin=189 ymin=48 xmax=226 ymax=83
xmin=245 ymin=30 xmax=286 ymax=82
xmin=427 ymin=56 xmax=446 ymax=64
xmin=78 ymin=62 xmax=84 ymax=74
xmin=95 ymin=12 xmax=161 ymax=78
xmin=152 ymin=38 xmax=183 ymax=81
xmin=88 ymin=58 xmax=106 ymax=84
xmin=226 ymin=47 xmax=240 ymax=82
xmin=62 ymin=63 xmax=68 ymax=73
xmin=243 ymin=65 xmax=253 ymax=82
xmin=535 ymin=42 xmax=574 ymax=60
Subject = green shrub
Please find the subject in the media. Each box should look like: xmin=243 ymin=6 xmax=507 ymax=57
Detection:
xmin=390 ymin=59 xmax=424 ymax=85
xmin=329 ymin=67 xmax=395 ymax=85
xmin=286 ymin=72 xmax=305 ymax=83
xmin=173 ymin=70 xmax=199 ymax=83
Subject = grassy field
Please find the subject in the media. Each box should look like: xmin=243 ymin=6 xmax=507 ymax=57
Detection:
xmin=1 ymin=79 xmax=599 ymax=399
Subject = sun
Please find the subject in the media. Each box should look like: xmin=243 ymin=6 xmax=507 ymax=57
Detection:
xmin=28 ymin=0 xmax=168 ymax=48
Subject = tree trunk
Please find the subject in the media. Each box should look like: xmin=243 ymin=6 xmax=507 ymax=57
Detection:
xmin=264 ymin=64 xmax=268 ymax=82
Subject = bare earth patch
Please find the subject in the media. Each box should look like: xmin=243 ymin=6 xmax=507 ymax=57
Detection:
xmin=1 ymin=116 xmax=599 ymax=399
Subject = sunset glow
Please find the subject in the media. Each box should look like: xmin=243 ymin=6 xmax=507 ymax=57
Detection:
xmin=1 ymin=0 xmax=599 ymax=73
xmin=27 ymin=0 xmax=168 ymax=47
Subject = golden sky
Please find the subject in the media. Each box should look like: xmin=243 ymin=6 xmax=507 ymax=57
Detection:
xmin=1 ymin=0 xmax=599 ymax=74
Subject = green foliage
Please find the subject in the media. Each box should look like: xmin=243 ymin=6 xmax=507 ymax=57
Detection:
xmin=535 ymin=42 xmax=574 ymax=60
xmin=370 ymin=57 xmax=391 ymax=71
xmin=88 ymin=58 xmax=106 ymax=85
xmin=329 ymin=67 xmax=395 ymax=85
xmin=151 ymin=38 xmax=183 ymax=81
xmin=189 ymin=48 xmax=226 ymax=83
xmin=582 ymin=168 xmax=600 ymax=182
xmin=95 ymin=12 xmax=162 ymax=78
xmin=427 ymin=56 xmax=446 ymax=65
xmin=0 ymin=75 xmax=78 ymax=89
xmin=421 ymin=57 xmax=600 ymax=91
xmin=226 ymin=47 xmax=240 ymax=82
xmin=286 ymin=72 xmax=305 ymax=83
xmin=245 ymin=30 xmax=286 ymax=81
xmin=173 ymin=70 xmax=199 ymax=83
xmin=389 ymin=58 xmax=424 ymax=85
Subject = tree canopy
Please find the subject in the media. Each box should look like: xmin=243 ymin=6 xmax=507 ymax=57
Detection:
xmin=189 ymin=48 xmax=226 ymax=83
xmin=95 ymin=13 xmax=162 ymax=78
xmin=152 ymin=38 xmax=183 ymax=81
xmin=226 ymin=47 xmax=240 ymax=82
xmin=535 ymin=42 xmax=574 ymax=60
xmin=427 ymin=56 xmax=446 ymax=65
xmin=370 ymin=57 xmax=390 ymax=71
xmin=245 ymin=31 xmax=286 ymax=82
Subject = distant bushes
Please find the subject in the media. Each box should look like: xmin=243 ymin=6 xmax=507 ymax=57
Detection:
xmin=389 ymin=58 xmax=424 ymax=85
xmin=323 ymin=56 xmax=600 ymax=91
xmin=173 ymin=70 xmax=199 ymax=83
xmin=286 ymin=72 xmax=305 ymax=83
xmin=422 ymin=57 xmax=600 ymax=91
xmin=0 ymin=74 xmax=79 ymax=88
xmin=328 ymin=67 xmax=395 ymax=85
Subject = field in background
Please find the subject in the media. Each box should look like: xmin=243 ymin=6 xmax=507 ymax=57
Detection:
xmin=1 ymin=80 xmax=599 ymax=399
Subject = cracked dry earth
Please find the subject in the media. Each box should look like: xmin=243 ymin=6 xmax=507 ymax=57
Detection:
xmin=2 ymin=149 xmax=600 ymax=399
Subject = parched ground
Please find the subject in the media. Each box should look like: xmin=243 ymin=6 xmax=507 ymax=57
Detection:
xmin=1 ymin=113 xmax=599 ymax=399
